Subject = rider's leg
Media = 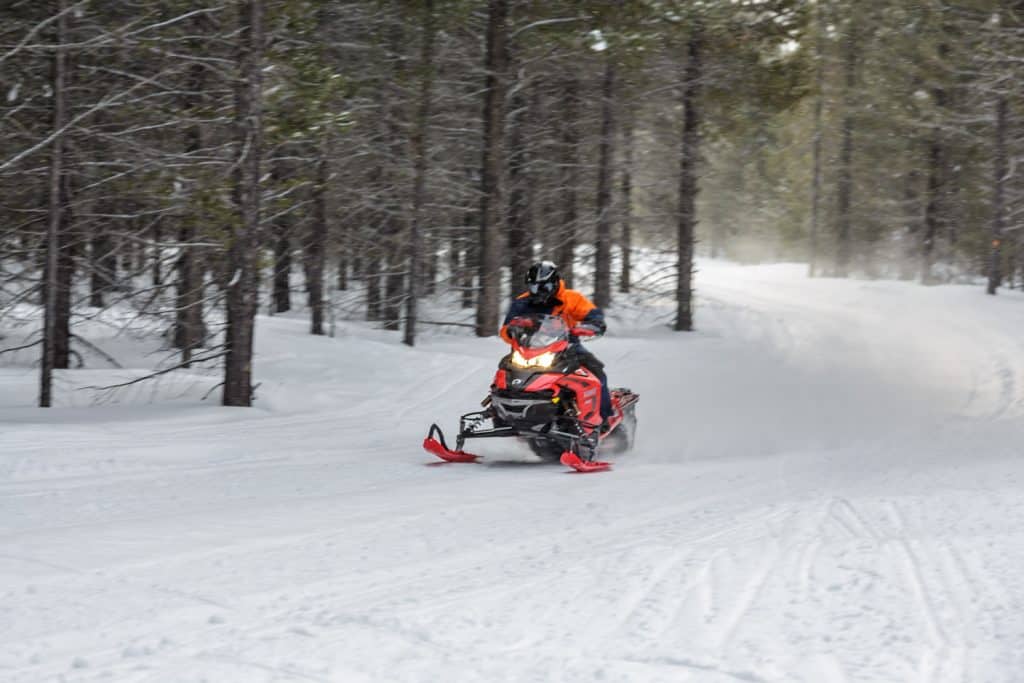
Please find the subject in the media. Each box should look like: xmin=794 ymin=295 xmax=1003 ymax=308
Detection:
xmin=597 ymin=372 xmax=613 ymax=421
xmin=576 ymin=347 xmax=613 ymax=421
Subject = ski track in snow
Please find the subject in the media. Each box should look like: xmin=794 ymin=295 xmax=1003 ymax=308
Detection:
xmin=3 ymin=262 xmax=1024 ymax=682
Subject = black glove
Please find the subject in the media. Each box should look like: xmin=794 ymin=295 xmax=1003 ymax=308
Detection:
xmin=506 ymin=317 xmax=535 ymax=339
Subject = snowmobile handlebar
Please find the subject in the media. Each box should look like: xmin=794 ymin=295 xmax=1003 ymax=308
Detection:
xmin=507 ymin=316 xmax=602 ymax=342
xmin=506 ymin=316 xmax=536 ymax=329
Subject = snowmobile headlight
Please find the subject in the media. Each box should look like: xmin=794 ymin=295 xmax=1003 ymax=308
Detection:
xmin=511 ymin=350 xmax=556 ymax=368
xmin=532 ymin=351 xmax=556 ymax=368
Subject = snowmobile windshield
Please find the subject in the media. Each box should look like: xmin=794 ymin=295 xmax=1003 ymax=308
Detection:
xmin=522 ymin=315 xmax=570 ymax=350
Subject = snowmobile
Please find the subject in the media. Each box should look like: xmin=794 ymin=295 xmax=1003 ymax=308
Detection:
xmin=423 ymin=314 xmax=639 ymax=472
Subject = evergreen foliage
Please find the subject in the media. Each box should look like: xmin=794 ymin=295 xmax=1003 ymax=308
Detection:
xmin=1 ymin=0 xmax=1021 ymax=406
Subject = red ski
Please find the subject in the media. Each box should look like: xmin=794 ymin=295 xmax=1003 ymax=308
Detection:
xmin=560 ymin=452 xmax=612 ymax=473
xmin=423 ymin=427 xmax=480 ymax=463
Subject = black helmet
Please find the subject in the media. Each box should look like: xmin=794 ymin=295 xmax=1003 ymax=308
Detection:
xmin=525 ymin=261 xmax=561 ymax=305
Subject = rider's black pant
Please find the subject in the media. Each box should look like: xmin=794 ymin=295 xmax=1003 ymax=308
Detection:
xmin=575 ymin=346 xmax=613 ymax=420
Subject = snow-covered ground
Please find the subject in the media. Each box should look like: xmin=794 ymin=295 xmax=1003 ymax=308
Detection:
xmin=3 ymin=261 xmax=1024 ymax=682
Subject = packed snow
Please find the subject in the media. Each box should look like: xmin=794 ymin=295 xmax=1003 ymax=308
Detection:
xmin=3 ymin=261 xmax=1024 ymax=682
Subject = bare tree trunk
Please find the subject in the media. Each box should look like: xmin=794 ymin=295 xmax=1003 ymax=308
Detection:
xmin=119 ymin=236 xmax=133 ymax=274
xmin=454 ymin=158 xmax=476 ymax=309
xmin=133 ymin=228 xmax=144 ymax=273
xmin=557 ymin=73 xmax=579 ymax=286
xmin=272 ymin=215 xmax=291 ymax=312
xmin=381 ymin=20 xmax=406 ymax=332
xmin=337 ymin=239 xmax=348 ymax=291
xmin=619 ymin=105 xmax=634 ymax=294
xmin=151 ymin=219 xmax=163 ymax=286
xmin=676 ymin=24 xmax=703 ymax=333
xmin=921 ymin=43 xmax=949 ymax=286
xmin=921 ymin=135 xmax=943 ymax=285
xmin=899 ymin=164 xmax=921 ymax=281
xmin=1018 ymin=241 xmax=1024 ymax=292
xmin=223 ymin=0 xmax=263 ymax=407
xmin=268 ymin=159 xmax=291 ymax=313
xmin=506 ymin=79 xmax=533 ymax=292
xmin=51 ymin=12 xmax=76 ymax=372
xmin=86 ymin=105 xmax=114 ymax=309
xmin=365 ymin=155 xmax=383 ymax=321
xmin=89 ymin=221 xmax=115 ymax=308
xmin=460 ymin=210 xmax=476 ymax=309
xmin=366 ymin=253 xmax=381 ymax=320
xmin=40 ymin=0 xmax=67 ymax=407
xmin=504 ymin=0 xmax=533 ymax=292
xmin=475 ymin=0 xmax=508 ymax=337
xmin=835 ymin=17 xmax=857 ymax=278
xmin=174 ymin=210 xmax=206 ymax=365
xmin=405 ymin=0 xmax=435 ymax=347
xmin=424 ymin=234 xmax=438 ymax=296
xmin=987 ymin=95 xmax=1007 ymax=295
xmin=808 ymin=0 xmax=825 ymax=278
xmin=593 ymin=53 xmax=616 ymax=309
xmin=383 ymin=251 xmax=403 ymax=331
xmin=308 ymin=145 xmax=328 ymax=335
xmin=336 ymin=200 xmax=349 ymax=291
xmin=175 ymin=48 xmax=207 ymax=365
xmin=53 ymin=131 xmax=74 ymax=370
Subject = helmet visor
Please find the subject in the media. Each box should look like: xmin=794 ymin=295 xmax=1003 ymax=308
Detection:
xmin=528 ymin=281 xmax=556 ymax=301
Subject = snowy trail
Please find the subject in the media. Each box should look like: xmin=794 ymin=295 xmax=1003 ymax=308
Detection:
xmin=4 ymin=263 xmax=1024 ymax=682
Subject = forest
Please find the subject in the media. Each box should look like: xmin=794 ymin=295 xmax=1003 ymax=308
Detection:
xmin=2 ymin=0 xmax=1023 ymax=407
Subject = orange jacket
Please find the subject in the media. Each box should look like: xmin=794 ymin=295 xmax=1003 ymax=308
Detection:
xmin=499 ymin=281 xmax=601 ymax=344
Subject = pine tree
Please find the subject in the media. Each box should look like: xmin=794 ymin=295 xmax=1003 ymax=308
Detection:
xmin=476 ymin=0 xmax=508 ymax=338
xmin=223 ymin=0 xmax=264 ymax=407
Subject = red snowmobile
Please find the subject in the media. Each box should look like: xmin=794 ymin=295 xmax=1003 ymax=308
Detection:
xmin=423 ymin=314 xmax=639 ymax=472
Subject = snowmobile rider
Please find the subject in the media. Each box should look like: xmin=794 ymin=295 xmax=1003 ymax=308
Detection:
xmin=500 ymin=261 xmax=614 ymax=429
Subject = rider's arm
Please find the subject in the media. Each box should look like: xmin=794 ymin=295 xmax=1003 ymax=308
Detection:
xmin=580 ymin=307 xmax=607 ymax=335
xmin=500 ymin=296 xmax=531 ymax=344
xmin=564 ymin=290 xmax=607 ymax=335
